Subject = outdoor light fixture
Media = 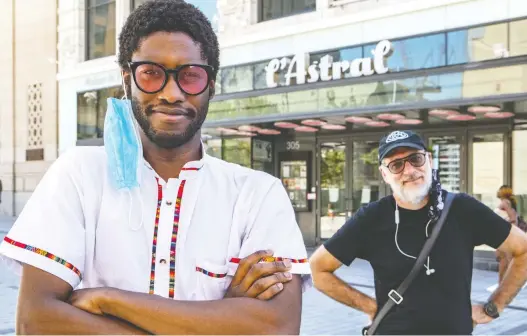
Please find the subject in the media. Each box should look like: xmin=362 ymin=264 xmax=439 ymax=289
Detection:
xmin=236 ymin=131 xmax=256 ymax=137
xmin=468 ymin=105 xmax=500 ymax=113
xmin=377 ymin=113 xmax=405 ymax=120
xmin=301 ymin=119 xmax=327 ymax=126
xmin=258 ymin=128 xmax=281 ymax=135
xmin=429 ymin=109 xmax=459 ymax=117
xmin=238 ymin=125 xmax=261 ymax=132
xmin=274 ymin=121 xmax=299 ymax=128
xmin=216 ymin=127 xmax=239 ymax=134
xmin=446 ymin=114 xmax=476 ymax=121
xmin=483 ymin=112 xmax=514 ymax=119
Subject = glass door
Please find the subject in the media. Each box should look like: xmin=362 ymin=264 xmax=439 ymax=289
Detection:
xmin=318 ymin=139 xmax=348 ymax=239
xmin=426 ymin=133 xmax=466 ymax=193
xmin=469 ymin=132 xmax=508 ymax=210
xmin=351 ymin=138 xmax=388 ymax=215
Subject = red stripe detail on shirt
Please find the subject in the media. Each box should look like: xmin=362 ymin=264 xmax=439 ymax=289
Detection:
xmin=149 ymin=179 xmax=163 ymax=294
xmin=3 ymin=236 xmax=81 ymax=277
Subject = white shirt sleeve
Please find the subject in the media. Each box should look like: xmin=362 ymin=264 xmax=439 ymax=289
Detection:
xmin=236 ymin=175 xmax=312 ymax=291
xmin=0 ymin=149 xmax=86 ymax=289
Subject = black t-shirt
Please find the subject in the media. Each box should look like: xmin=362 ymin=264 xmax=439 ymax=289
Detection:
xmin=324 ymin=191 xmax=511 ymax=335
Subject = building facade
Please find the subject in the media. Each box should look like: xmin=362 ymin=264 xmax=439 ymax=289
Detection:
xmin=56 ymin=0 xmax=527 ymax=268
xmin=0 ymin=0 xmax=59 ymax=216
xmin=201 ymin=0 xmax=527 ymax=263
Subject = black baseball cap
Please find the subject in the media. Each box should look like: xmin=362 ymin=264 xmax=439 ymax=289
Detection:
xmin=378 ymin=130 xmax=427 ymax=163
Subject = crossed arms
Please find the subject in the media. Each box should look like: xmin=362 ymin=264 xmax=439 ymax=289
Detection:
xmin=17 ymin=250 xmax=302 ymax=335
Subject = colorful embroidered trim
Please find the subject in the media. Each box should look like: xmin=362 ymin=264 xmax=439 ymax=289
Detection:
xmin=229 ymin=257 xmax=308 ymax=264
xmin=149 ymin=179 xmax=163 ymax=295
xmin=169 ymin=180 xmax=186 ymax=299
xmin=195 ymin=266 xmax=227 ymax=278
xmin=3 ymin=236 xmax=81 ymax=277
xmin=181 ymin=167 xmax=201 ymax=171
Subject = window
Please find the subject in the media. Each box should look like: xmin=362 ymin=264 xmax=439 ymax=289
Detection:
xmin=364 ymin=34 xmax=446 ymax=72
xmin=132 ymin=0 xmax=147 ymax=8
xmin=221 ymin=65 xmax=254 ymax=94
xmin=86 ymin=0 xmax=116 ymax=60
xmin=77 ymin=86 xmax=124 ymax=140
xmin=133 ymin=0 xmax=219 ymax=32
xmin=310 ymin=47 xmax=362 ymax=80
xmin=259 ymin=0 xmax=316 ymax=22
xmin=447 ymin=23 xmax=508 ymax=65
xmin=509 ymin=19 xmax=527 ymax=57
xmin=223 ymin=138 xmax=251 ymax=167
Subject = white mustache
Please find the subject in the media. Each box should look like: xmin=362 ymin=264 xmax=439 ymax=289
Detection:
xmin=401 ymin=173 xmax=423 ymax=183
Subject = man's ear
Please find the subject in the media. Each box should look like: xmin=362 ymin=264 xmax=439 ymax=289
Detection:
xmin=379 ymin=165 xmax=390 ymax=184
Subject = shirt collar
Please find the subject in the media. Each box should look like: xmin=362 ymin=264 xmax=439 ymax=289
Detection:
xmin=143 ymin=141 xmax=207 ymax=181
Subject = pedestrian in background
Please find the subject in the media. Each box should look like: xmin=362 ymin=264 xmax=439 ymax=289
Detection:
xmin=495 ymin=185 xmax=527 ymax=284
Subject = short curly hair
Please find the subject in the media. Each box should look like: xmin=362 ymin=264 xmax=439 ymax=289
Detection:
xmin=118 ymin=0 xmax=220 ymax=79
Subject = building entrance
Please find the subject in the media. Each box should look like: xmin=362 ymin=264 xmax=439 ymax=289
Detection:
xmin=317 ymin=135 xmax=390 ymax=242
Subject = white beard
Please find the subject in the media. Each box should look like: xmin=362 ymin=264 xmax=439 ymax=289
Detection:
xmin=390 ymin=167 xmax=433 ymax=205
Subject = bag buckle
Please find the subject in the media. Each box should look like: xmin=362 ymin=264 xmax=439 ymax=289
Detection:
xmin=388 ymin=289 xmax=403 ymax=304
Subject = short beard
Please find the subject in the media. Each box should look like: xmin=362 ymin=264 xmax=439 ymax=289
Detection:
xmin=129 ymin=95 xmax=208 ymax=150
xmin=391 ymin=167 xmax=432 ymax=205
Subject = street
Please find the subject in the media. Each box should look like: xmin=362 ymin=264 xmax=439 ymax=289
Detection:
xmin=1 ymin=216 xmax=526 ymax=335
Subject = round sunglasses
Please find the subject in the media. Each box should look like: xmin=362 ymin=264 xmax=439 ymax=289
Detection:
xmin=128 ymin=61 xmax=214 ymax=96
xmin=383 ymin=152 xmax=427 ymax=174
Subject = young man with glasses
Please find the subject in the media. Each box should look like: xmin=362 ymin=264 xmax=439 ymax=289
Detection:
xmin=0 ymin=1 xmax=309 ymax=334
xmin=310 ymin=130 xmax=527 ymax=335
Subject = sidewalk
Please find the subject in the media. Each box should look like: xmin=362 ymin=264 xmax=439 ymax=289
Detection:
xmin=0 ymin=216 xmax=15 ymax=234
xmin=300 ymin=259 xmax=527 ymax=335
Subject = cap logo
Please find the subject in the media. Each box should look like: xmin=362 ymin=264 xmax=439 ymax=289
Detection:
xmin=386 ymin=131 xmax=409 ymax=143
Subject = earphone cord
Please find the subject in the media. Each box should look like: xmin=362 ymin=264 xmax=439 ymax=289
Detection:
xmin=395 ymin=204 xmax=433 ymax=271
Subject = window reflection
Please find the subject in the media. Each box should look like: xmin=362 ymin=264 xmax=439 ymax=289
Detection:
xmin=320 ymin=142 xmax=347 ymax=239
xmin=223 ymin=138 xmax=251 ymax=167
xmin=510 ymin=20 xmax=527 ymax=57
xmin=253 ymin=62 xmax=269 ymax=90
xmin=87 ymin=0 xmax=116 ymax=60
xmin=364 ymin=34 xmax=446 ymax=72
xmin=217 ymin=19 xmax=527 ymax=95
xmin=447 ymin=23 xmax=508 ymax=65
xmin=209 ymin=64 xmax=527 ymax=122
xmin=77 ymin=86 xmax=124 ymax=140
xmin=221 ymin=66 xmax=254 ymax=94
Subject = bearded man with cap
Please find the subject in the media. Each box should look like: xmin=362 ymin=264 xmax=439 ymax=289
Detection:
xmin=310 ymin=130 xmax=527 ymax=335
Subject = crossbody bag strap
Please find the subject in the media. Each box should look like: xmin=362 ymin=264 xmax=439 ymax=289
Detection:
xmin=365 ymin=192 xmax=456 ymax=335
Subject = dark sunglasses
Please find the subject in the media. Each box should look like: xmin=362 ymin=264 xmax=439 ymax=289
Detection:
xmin=383 ymin=152 xmax=427 ymax=174
xmin=128 ymin=61 xmax=214 ymax=95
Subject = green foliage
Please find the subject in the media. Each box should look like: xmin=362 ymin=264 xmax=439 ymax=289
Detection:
xmin=321 ymin=149 xmax=345 ymax=189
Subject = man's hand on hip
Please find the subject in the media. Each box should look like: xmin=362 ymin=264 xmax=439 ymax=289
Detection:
xmin=224 ymin=250 xmax=293 ymax=300
xmin=472 ymin=304 xmax=493 ymax=327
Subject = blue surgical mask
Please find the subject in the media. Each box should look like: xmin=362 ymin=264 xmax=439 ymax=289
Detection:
xmin=104 ymin=97 xmax=142 ymax=190
xmin=104 ymin=96 xmax=144 ymax=231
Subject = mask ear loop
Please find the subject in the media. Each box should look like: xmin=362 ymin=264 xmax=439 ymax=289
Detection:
xmin=120 ymin=72 xmax=145 ymax=231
